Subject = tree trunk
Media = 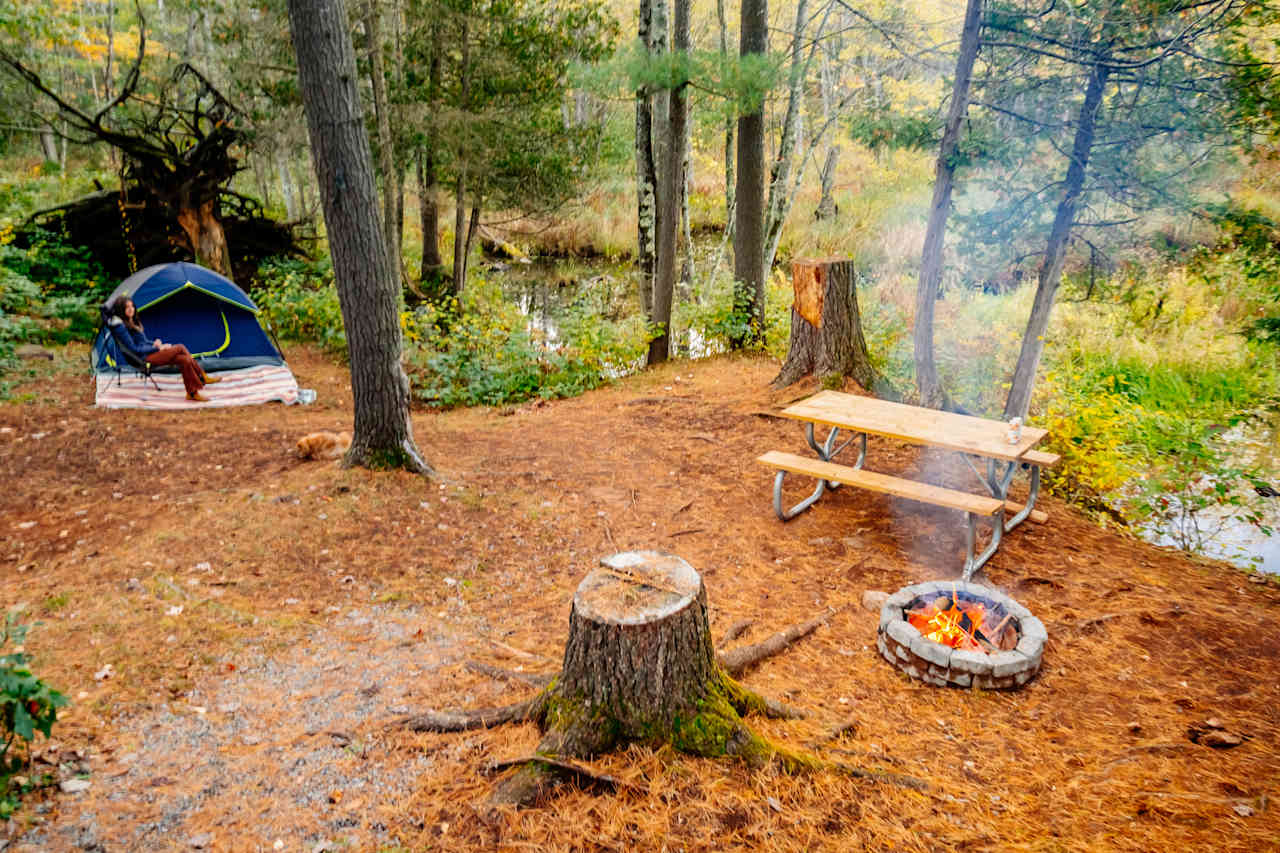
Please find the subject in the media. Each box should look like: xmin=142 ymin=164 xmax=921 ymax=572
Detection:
xmin=814 ymin=50 xmax=839 ymax=221
xmin=635 ymin=0 xmax=658 ymax=320
xmin=104 ymin=0 xmax=115 ymax=102
xmin=364 ymin=0 xmax=402 ymax=285
xmin=417 ymin=150 xmax=442 ymax=272
xmin=276 ymin=148 xmax=299 ymax=221
xmin=913 ymin=0 xmax=982 ymax=408
xmin=731 ymin=0 xmax=768 ymax=349
xmin=716 ymin=0 xmax=734 ymax=227
xmin=451 ymin=10 xmax=471 ymax=294
xmin=815 ymin=147 xmax=838 ymax=220
xmin=288 ymin=0 xmax=432 ymax=475
xmin=772 ymin=258 xmax=877 ymax=390
xmin=762 ymin=0 xmax=809 ymax=274
xmin=176 ymin=200 xmax=231 ymax=277
xmin=680 ymin=95 xmax=694 ymax=297
xmin=463 ymin=201 xmax=480 ymax=284
xmin=490 ymin=551 xmax=785 ymax=807
xmin=452 ymin=173 xmax=468 ymax=293
xmin=1003 ymin=60 xmax=1110 ymax=421
xmin=419 ymin=16 xmax=443 ymax=276
xmin=648 ymin=0 xmax=688 ymax=366
xmin=39 ymin=125 xmax=58 ymax=162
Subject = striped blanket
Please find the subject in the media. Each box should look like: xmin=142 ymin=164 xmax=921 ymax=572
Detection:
xmin=95 ymin=364 xmax=300 ymax=410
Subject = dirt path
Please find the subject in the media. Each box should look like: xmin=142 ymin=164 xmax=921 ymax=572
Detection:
xmin=3 ymin=346 xmax=1278 ymax=852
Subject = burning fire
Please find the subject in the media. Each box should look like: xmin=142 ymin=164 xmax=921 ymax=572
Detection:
xmin=905 ymin=585 xmax=1014 ymax=654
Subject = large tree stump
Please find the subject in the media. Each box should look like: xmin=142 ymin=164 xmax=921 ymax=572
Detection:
xmin=491 ymin=551 xmax=800 ymax=806
xmin=773 ymin=258 xmax=878 ymax=390
xmin=395 ymin=551 xmax=928 ymax=810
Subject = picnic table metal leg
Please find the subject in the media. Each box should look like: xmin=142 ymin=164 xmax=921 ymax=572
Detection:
xmin=772 ymin=426 xmax=868 ymax=521
xmin=804 ymin=424 xmax=865 ymax=470
xmin=962 ymin=508 xmax=1004 ymax=581
xmin=772 ymin=470 xmax=830 ymax=521
xmin=967 ymin=456 xmax=1039 ymax=533
xmin=1003 ymin=464 xmax=1041 ymax=531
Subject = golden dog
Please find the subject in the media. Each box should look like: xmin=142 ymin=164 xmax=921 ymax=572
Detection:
xmin=295 ymin=431 xmax=351 ymax=460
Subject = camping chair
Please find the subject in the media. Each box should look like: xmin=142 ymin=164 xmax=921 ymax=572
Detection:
xmin=99 ymin=304 xmax=162 ymax=391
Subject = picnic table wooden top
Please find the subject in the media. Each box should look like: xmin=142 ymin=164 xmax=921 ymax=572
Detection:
xmin=778 ymin=390 xmax=1047 ymax=462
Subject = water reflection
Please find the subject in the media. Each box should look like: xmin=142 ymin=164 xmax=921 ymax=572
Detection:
xmin=1141 ymin=410 xmax=1280 ymax=574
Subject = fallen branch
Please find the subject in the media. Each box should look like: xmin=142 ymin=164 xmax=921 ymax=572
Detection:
xmin=465 ymin=660 xmax=556 ymax=688
xmin=819 ymin=746 xmax=905 ymax=766
xmin=392 ymin=693 xmax=547 ymax=733
xmin=719 ymin=608 xmax=834 ymax=677
xmin=832 ymin=761 xmax=929 ymax=791
xmin=719 ymin=618 xmax=753 ymax=646
xmin=484 ymin=637 xmax=547 ymax=661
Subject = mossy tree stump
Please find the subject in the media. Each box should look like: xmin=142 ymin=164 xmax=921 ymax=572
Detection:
xmin=493 ymin=551 xmax=799 ymax=805
xmin=396 ymin=551 xmax=926 ymax=808
xmin=773 ymin=258 xmax=878 ymax=391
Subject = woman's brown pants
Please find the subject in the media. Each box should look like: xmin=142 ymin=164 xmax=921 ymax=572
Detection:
xmin=146 ymin=344 xmax=204 ymax=396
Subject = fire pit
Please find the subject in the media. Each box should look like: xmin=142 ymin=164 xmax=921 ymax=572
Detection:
xmin=877 ymin=581 xmax=1045 ymax=689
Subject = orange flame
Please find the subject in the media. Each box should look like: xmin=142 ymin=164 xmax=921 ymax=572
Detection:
xmin=906 ymin=593 xmax=987 ymax=652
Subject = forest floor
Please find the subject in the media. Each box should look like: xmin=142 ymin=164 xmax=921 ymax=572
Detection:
xmin=2 ymin=345 xmax=1279 ymax=852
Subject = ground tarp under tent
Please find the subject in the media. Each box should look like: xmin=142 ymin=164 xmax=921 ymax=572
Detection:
xmin=91 ymin=262 xmax=300 ymax=409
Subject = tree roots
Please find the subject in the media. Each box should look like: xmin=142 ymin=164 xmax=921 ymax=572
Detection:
xmin=393 ymin=606 xmax=929 ymax=807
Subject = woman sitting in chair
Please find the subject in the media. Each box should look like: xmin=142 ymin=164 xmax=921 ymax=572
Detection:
xmin=109 ymin=297 xmax=220 ymax=402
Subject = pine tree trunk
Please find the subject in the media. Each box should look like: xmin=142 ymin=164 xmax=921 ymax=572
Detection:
xmin=648 ymin=0 xmax=688 ymax=366
xmin=773 ymin=258 xmax=877 ymax=390
xmin=731 ymin=0 xmax=768 ymax=349
xmin=914 ymin=0 xmax=982 ymax=408
xmin=288 ymin=0 xmax=431 ymax=474
xmin=716 ymin=0 xmax=734 ymax=226
xmin=364 ymin=0 xmax=402 ymax=285
xmin=419 ymin=17 xmax=444 ymax=276
xmin=1004 ymin=60 xmax=1110 ymax=421
xmin=417 ymin=151 xmax=442 ymax=271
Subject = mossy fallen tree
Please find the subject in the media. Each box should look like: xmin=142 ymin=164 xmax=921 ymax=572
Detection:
xmin=394 ymin=551 xmax=927 ymax=809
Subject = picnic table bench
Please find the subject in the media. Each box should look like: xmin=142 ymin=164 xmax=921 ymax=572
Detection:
xmin=757 ymin=390 xmax=1059 ymax=579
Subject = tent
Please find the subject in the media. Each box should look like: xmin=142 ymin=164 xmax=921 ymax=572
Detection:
xmin=92 ymin=262 xmax=300 ymax=408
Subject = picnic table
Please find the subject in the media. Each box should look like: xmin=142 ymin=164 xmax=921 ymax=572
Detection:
xmin=757 ymin=390 xmax=1059 ymax=579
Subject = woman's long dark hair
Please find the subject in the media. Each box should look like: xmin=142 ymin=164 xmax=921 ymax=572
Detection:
xmin=112 ymin=297 xmax=144 ymax=333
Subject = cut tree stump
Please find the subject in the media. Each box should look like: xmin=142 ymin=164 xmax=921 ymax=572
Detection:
xmin=489 ymin=550 xmax=800 ymax=807
xmin=393 ymin=551 xmax=927 ymax=810
xmin=773 ymin=258 xmax=878 ymax=391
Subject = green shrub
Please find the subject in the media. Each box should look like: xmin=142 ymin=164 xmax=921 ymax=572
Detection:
xmin=252 ymin=256 xmax=347 ymax=357
xmin=674 ymin=267 xmax=791 ymax=358
xmin=0 ymin=228 xmax=109 ymax=301
xmin=1 ymin=612 xmax=68 ymax=821
xmin=406 ymin=278 xmax=648 ymax=408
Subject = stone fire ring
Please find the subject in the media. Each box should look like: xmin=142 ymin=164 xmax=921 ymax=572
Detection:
xmin=876 ymin=581 xmax=1046 ymax=689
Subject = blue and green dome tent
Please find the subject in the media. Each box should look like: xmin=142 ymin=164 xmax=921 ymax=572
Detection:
xmin=93 ymin=262 xmax=284 ymax=373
